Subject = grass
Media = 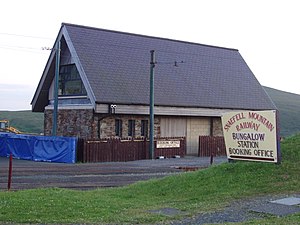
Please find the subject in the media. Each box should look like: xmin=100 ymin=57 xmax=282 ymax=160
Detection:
xmin=0 ymin=134 xmax=299 ymax=224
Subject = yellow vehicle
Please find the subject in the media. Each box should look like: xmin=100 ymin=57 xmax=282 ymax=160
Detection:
xmin=0 ymin=120 xmax=22 ymax=134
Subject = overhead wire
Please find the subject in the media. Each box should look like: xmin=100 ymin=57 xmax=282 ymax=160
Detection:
xmin=0 ymin=45 xmax=52 ymax=54
xmin=0 ymin=32 xmax=54 ymax=40
xmin=0 ymin=32 xmax=54 ymax=54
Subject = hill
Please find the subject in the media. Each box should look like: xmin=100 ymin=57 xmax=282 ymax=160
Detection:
xmin=0 ymin=86 xmax=300 ymax=137
xmin=0 ymin=110 xmax=43 ymax=134
xmin=264 ymin=86 xmax=300 ymax=137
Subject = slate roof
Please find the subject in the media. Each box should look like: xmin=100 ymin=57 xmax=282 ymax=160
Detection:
xmin=32 ymin=23 xmax=276 ymax=112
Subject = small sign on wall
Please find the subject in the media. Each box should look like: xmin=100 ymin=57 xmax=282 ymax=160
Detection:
xmin=221 ymin=110 xmax=280 ymax=163
xmin=157 ymin=140 xmax=180 ymax=148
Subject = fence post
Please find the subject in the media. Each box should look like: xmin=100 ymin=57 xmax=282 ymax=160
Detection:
xmin=83 ymin=139 xmax=86 ymax=163
xmin=7 ymin=153 xmax=13 ymax=191
xmin=198 ymin=136 xmax=203 ymax=157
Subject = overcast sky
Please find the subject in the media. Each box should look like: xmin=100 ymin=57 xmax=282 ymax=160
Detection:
xmin=0 ymin=0 xmax=299 ymax=110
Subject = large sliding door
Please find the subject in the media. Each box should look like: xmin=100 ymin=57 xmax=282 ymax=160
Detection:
xmin=186 ymin=118 xmax=210 ymax=155
xmin=160 ymin=118 xmax=187 ymax=137
xmin=160 ymin=117 xmax=211 ymax=156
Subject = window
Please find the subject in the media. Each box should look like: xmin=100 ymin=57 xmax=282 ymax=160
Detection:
xmin=128 ymin=120 xmax=135 ymax=137
xmin=59 ymin=64 xmax=87 ymax=96
xmin=115 ymin=119 xmax=122 ymax=137
xmin=141 ymin=120 xmax=148 ymax=137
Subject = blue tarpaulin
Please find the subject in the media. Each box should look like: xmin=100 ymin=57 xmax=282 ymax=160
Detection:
xmin=0 ymin=132 xmax=77 ymax=163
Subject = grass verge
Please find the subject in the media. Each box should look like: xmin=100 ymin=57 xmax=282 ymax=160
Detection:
xmin=0 ymin=134 xmax=299 ymax=224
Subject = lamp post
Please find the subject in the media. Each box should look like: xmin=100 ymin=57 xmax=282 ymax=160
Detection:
xmin=149 ymin=50 xmax=155 ymax=159
xmin=52 ymin=40 xmax=61 ymax=136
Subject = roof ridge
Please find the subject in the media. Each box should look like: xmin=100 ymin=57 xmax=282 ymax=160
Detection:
xmin=61 ymin=22 xmax=238 ymax=52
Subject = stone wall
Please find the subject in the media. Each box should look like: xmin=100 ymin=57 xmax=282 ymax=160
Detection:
xmin=44 ymin=108 xmax=97 ymax=138
xmin=45 ymin=110 xmax=161 ymax=139
xmin=44 ymin=109 xmax=223 ymax=140
xmin=212 ymin=117 xmax=223 ymax=136
xmin=98 ymin=115 xmax=160 ymax=138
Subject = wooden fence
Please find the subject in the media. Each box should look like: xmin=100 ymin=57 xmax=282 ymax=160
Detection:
xmin=77 ymin=137 xmax=186 ymax=163
xmin=198 ymin=136 xmax=226 ymax=157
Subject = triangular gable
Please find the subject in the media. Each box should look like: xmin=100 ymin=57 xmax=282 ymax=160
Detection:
xmin=31 ymin=25 xmax=95 ymax=112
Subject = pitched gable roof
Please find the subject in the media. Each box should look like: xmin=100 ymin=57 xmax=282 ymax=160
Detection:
xmin=32 ymin=23 xmax=276 ymax=112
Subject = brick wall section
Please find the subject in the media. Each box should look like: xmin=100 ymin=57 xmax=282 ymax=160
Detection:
xmin=98 ymin=116 xmax=160 ymax=138
xmin=45 ymin=110 xmax=161 ymax=139
xmin=98 ymin=116 xmax=115 ymax=138
xmin=44 ymin=108 xmax=221 ymax=140
xmin=212 ymin=117 xmax=223 ymax=136
xmin=44 ymin=110 xmax=52 ymax=136
xmin=44 ymin=109 xmax=97 ymax=138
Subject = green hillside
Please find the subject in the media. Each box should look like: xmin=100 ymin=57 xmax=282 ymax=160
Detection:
xmin=0 ymin=110 xmax=43 ymax=134
xmin=264 ymin=86 xmax=300 ymax=137
xmin=0 ymin=86 xmax=299 ymax=137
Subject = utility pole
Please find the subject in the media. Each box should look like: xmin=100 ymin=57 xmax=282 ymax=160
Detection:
xmin=52 ymin=40 xmax=61 ymax=136
xmin=149 ymin=50 xmax=155 ymax=159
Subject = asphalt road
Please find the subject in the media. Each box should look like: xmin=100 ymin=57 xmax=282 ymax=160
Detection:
xmin=0 ymin=156 xmax=227 ymax=191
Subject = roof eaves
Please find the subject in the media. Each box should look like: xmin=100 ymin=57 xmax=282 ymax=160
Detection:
xmin=62 ymin=25 xmax=96 ymax=108
xmin=31 ymin=26 xmax=64 ymax=112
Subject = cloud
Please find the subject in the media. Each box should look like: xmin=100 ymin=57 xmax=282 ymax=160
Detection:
xmin=0 ymin=84 xmax=36 ymax=110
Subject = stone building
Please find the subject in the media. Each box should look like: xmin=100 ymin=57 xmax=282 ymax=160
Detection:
xmin=31 ymin=23 xmax=276 ymax=155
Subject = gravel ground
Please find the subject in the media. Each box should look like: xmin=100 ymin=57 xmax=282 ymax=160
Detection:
xmin=0 ymin=156 xmax=227 ymax=190
xmin=170 ymin=193 xmax=300 ymax=224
